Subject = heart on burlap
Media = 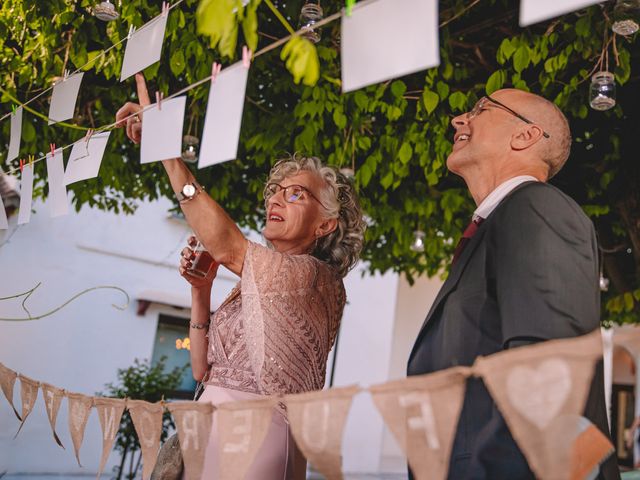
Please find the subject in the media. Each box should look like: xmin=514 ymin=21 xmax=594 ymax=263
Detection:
xmin=506 ymin=358 xmax=572 ymax=430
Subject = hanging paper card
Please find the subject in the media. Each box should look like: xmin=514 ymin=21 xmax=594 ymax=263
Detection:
xmin=17 ymin=163 xmax=34 ymax=225
xmin=128 ymin=399 xmax=163 ymax=480
xmin=46 ymin=147 xmax=68 ymax=217
xmin=285 ymin=385 xmax=360 ymax=480
xmin=121 ymin=13 xmax=169 ymax=81
xmin=0 ymin=362 xmax=21 ymax=420
xmin=167 ymin=401 xmax=214 ymax=480
xmin=64 ymin=131 xmax=111 ymax=186
xmin=140 ymin=96 xmax=186 ymax=164
xmin=370 ymin=367 xmax=471 ymax=480
xmin=95 ymin=397 xmax=126 ymax=478
xmin=341 ymin=0 xmax=439 ymax=93
xmin=473 ymin=330 xmax=603 ymax=480
xmin=16 ymin=374 xmax=39 ymax=437
xmin=8 ymin=106 xmax=22 ymax=162
xmin=67 ymin=391 xmax=94 ymax=466
xmin=41 ymin=382 xmax=65 ymax=448
xmin=199 ymin=62 xmax=249 ymax=168
xmin=519 ymin=0 xmax=601 ymax=27
xmin=48 ymin=73 xmax=84 ymax=125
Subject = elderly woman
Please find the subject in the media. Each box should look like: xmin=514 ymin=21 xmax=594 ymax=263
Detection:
xmin=116 ymin=74 xmax=365 ymax=479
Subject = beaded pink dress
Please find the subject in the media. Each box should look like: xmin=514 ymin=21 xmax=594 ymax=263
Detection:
xmin=198 ymin=241 xmax=346 ymax=479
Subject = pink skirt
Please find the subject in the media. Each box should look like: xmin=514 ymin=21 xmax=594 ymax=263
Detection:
xmin=191 ymin=385 xmax=306 ymax=480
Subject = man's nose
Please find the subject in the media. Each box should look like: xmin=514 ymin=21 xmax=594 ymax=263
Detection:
xmin=451 ymin=113 xmax=469 ymax=129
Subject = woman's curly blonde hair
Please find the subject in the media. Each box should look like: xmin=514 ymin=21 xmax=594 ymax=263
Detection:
xmin=264 ymin=155 xmax=366 ymax=277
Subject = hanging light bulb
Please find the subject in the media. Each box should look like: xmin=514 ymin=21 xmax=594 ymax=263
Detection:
xmin=92 ymin=0 xmax=120 ymax=21
xmin=181 ymin=135 xmax=200 ymax=163
xmin=589 ymin=72 xmax=616 ymax=111
xmin=298 ymin=2 xmax=324 ymax=44
xmin=599 ymin=274 xmax=610 ymax=292
xmin=339 ymin=167 xmax=355 ymax=180
xmin=612 ymin=0 xmax=640 ymax=36
xmin=410 ymin=230 xmax=426 ymax=253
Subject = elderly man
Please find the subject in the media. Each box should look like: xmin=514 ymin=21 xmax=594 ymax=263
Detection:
xmin=407 ymin=89 xmax=618 ymax=479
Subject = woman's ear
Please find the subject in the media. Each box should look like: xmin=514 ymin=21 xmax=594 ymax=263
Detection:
xmin=316 ymin=218 xmax=338 ymax=238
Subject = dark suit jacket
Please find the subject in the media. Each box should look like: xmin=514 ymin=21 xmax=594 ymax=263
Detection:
xmin=407 ymin=182 xmax=619 ymax=480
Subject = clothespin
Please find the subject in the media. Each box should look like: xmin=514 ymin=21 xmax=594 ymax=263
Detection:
xmin=28 ymin=154 xmax=34 ymax=168
xmin=50 ymin=143 xmax=56 ymax=157
xmin=156 ymin=91 xmax=163 ymax=111
xmin=211 ymin=62 xmax=222 ymax=82
xmin=242 ymin=45 xmax=252 ymax=68
xmin=84 ymin=129 xmax=94 ymax=144
xmin=128 ymin=24 xmax=136 ymax=39
xmin=63 ymin=69 xmax=70 ymax=81
xmin=19 ymin=159 xmax=24 ymax=173
xmin=162 ymin=1 xmax=169 ymax=17
xmin=346 ymin=0 xmax=355 ymax=16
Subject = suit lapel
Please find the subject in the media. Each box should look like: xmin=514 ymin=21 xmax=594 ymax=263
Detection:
xmin=408 ymin=223 xmax=487 ymax=364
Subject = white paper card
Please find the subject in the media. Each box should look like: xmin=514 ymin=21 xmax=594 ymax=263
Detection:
xmin=8 ymin=106 xmax=22 ymax=162
xmin=121 ymin=13 xmax=169 ymax=81
xmin=140 ymin=96 xmax=186 ymax=164
xmin=199 ymin=62 xmax=249 ymax=169
xmin=341 ymin=0 xmax=439 ymax=93
xmin=17 ymin=164 xmax=34 ymax=225
xmin=519 ymin=0 xmax=601 ymax=27
xmin=48 ymin=72 xmax=85 ymax=125
xmin=64 ymin=132 xmax=111 ymax=186
xmin=0 ymin=190 xmax=8 ymax=229
xmin=46 ymin=148 xmax=68 ymax=218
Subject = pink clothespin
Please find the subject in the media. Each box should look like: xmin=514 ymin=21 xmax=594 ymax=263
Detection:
xmin=211 ymin=62 xmax=222 ymax=82
xmin=64 ymin=69 xmax=70 ymax=80
xmin=19 ymin=159 xmax=24 ymax=173
xmin=156 ymin=91 xmax=164 ymax=111
xmin=162 ymin=1 xmax=169 ymax=17
xmin=50 ymin=143 xmax=56 ymax=157
xmin=242 ymin=46 xmax=252 ymax=68
xmin=85 ymin=129 xmax=94 ymax=143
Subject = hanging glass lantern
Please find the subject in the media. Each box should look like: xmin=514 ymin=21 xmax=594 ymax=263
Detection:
xmin=92 ymin=0 xmax=120 ymax=21
xmin=298 ymin=2 xmax=324 ymax=44
xmin=589 ymin=72 xmax=616 ymax=111
xmin=612 ymin=0 xmax=640 ymax=36
xmin=410 ymin=230 xmax=426 ymax=253
xmin=181 ymin=135 xmax=200 ymax=163
xmin=339 ymin=167 xmax=355 ymax=180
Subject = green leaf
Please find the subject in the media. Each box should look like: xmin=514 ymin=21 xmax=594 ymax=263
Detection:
xmin=485 ymin=70 xmax=506 ymax=95
xmin=391 ymin=80 xmax=407 ymax=98
xmin=398 ymin=142 xmax=412 ymax=164
xmin=380 ymin=171 xmax=394 ymax=189
xmin=422 ymin=89 xmax=439 ymax=114
xmin=333 ymin=108 xmax=347 ymax=129
xmin=169 ymin=49 xmax=186 ymax=76
xmin=280 ymin=35 xmax=320 ymax=86
xmin=624 ymin=292 xmax=635 ymax=312
xmin=241 ymin=0 xmax=261 ymax=53
xmin=497 ymin=38 xmax=516 ymax=64
xmin=436 ymin=81 xmax=449 ymax=100
xmin=448 ymin=91 xmax=466 ymax=112
xmin=513 ymin=46 xmax=530 ymax=73
xmin=196 ymin=0 xmax=239 ymax=58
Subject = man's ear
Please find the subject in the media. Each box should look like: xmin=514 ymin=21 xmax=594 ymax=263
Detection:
xmin=316 ymin=218 xmax=338 ymax=238
xmin=511 ymin=124 xmax=545 ymax=151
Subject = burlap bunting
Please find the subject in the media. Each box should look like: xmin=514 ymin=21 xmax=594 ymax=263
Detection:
xmin=16 ymin=374 xmax=39 ymax=437
xmin=473 ymin=329 xmax=605 ymax=480
xmin=216 ymin=397 xmax=276 ymax=480
xmin=370 ymin=367 xmax=471 ymax=480
xmin=167 ymin=401 xmax=214 ymax=480
xmin=41 ymin=382 xmax=65 ymax=448
xmin=67 ymin=391 xmax=94 ymax=466
xmin=285 ymin=385 xmax=360 ymax=480
xmin=0 ymin=362 xmax=22 ymax=420
xmin=128 ymin=399 xmax=163 ymax=480
xmin=94 ymin=397 xmax=126 ymax=478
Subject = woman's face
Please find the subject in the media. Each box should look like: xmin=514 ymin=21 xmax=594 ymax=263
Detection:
xmin=263 ymin=171 xmax=337 ymax=255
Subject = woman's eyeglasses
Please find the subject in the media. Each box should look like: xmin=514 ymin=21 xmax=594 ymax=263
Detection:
xmin=264 ymin=183 xmax=327 ymax=208
xmin=468 ymin=96 xmax=551 ymax=139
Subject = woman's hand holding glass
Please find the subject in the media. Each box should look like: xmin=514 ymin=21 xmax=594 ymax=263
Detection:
xmin=179 ymin=236 xmax=219 ymax=288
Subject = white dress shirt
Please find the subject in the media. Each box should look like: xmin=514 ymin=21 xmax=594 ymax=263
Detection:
xmin=473 ymin=175 xmax=539 ymax=221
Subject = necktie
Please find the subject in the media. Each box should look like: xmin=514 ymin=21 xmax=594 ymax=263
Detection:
xmin=452 ymin=217 xmax=484 ymax=264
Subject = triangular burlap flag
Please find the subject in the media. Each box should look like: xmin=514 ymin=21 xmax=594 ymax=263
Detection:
xmin=569 ymin=416 xmax=614 ymax=480
xmin=0 ymin=362 xmax=22 ymax=420
xmin=67 ymin=391 xmax=94 ymax=467
xmin=370 ymin=367 xmax=471 ymax=480
xmin=473 ymin=330 xmax=603 ymax=480
xmin=16 ymin=374 xmax=39 ymax=437
xmin=285 ymin=385 xmax=360 ymax=480
xmin=612 ymin=326 xmax=640 ymax=358
xmin=95 ymin=397 xmax=126 ymax=478
xmin=216 ymin=397 xmax=276 ymax=480
xmin=167 ymin=401 xmax=214 ymax=480
xmin=128 ymin=399 xmax=163 ymax=480
xmin=41 ymin=382 xmax=65 ymax=448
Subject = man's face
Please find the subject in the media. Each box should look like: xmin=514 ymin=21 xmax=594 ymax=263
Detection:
xmin=446 ymin=90 xmax=521 ymax=175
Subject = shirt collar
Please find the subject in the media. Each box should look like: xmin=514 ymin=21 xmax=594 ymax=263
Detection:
xmin=473 ymin=175 xmax=539 ymax=221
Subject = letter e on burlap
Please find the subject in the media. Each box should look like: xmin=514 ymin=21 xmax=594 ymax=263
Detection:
xmin=0 ymin=362 xmax=21 ymax=420
xmin=16 ymin=374 xmax=39 ymax=437
xmin=370 ymin=367 xmax=471 ymax=480
xmin=67 ymin=391 xmax=94 ymax=466
xmin=217 ymin=397 xmax=275 ymax=480
xmin=128 ymin=399 xmax=164 ymax=480
xmin=285 ymin=385 xmax=360 ymax=480
xmin=95 ymin=397 xmax=126 ymax=478
xmin=167 ymin=401 xmax=214 ymax=480
xmin=41 ymin=382 xmax=65 ymax=447
xmin=473 ymin=330 xmax=604 ymax=480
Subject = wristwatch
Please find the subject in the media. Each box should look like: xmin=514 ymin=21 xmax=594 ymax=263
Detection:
xmin=177 ymin=182 xmax=203 ymax=204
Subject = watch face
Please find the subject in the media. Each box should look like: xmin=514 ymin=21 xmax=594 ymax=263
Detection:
xmin=183 ymin=184 xmax=196 ymax=197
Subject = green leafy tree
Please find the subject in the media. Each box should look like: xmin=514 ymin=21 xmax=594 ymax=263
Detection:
xmin=98 ymin=357 xmax=188 ymax=480
xmin=1 ymin=0 xmax=639 ymax=322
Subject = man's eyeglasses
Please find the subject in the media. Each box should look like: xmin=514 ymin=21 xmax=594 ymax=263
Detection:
xmin=264 ymin=183 xmax=327 ymax=208
xmin=467 ymin=96 xmax=551 ymax=139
